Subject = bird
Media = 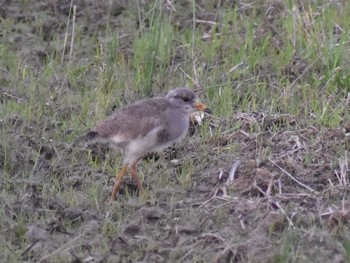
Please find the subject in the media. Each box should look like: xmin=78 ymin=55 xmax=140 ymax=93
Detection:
xmin=74 ymin=87 xmax=212 ymax=201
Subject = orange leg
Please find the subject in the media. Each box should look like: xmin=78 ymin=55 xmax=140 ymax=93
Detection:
xmin=110 ymin=164 xmax=128 ymax=201
xmin=130 ymin=161 xmax=144 ymax=193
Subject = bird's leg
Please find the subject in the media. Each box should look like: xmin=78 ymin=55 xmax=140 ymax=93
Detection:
xmin=110 ymin=164 xmax=129 ymax=201
xmin=130 ymin=161 xmax=145 ymax=193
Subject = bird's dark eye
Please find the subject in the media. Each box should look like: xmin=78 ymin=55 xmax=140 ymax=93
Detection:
xmin=182 ymin=96 xmax=190 ymax=102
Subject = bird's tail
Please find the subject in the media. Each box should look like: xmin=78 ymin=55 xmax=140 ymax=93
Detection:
xmin=71 ymin=131 xmax=100 ymax=148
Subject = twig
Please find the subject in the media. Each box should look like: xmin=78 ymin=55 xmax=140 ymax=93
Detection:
xmin=68 ymin=5 xmax=77 ymax=65
xmin=269 ymin=159 xmax=317 ymax=193
xmin=21 ymin=240 xmax=39 ymax=257
xmin=3 ymin=92 xmax=24 ymax=101
xmin=61 ymin=0 xmax=73 ymax=66
xmin=226 ymin=160 xmax=242 ymax=185
xmin=227 ymin=62 xmax=245 ymax=74
xmin=201 ymin=188 xmax=236 ymax=206
xmin=37 ymin=225 xmax=96 ymax=263
xmin=270 ymin=199 xmax=295 ymax=228
xmin=179 ymin=67 xmax=196 ymax=85
xmin=200 ymin=233 xmax=225 ymax=243
xmin=336 ymin=152 xmax=348 ymax=186
xmin=289 ymin=53 xmax=322 ymax=88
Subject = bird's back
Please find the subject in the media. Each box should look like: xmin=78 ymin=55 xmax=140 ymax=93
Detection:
xmin=94 ymin=97 xmax=174 ymax=142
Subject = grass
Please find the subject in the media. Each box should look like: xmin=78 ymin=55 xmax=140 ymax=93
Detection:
xmin=1 ymin=0 xmax=350 ymax=262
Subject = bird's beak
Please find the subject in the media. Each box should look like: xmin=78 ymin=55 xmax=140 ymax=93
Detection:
xmin=195 ymin=102 xmax=212 ymax=114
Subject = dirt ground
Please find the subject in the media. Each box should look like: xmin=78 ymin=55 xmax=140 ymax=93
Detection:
xmin=1 ymin=0 xmax=350 ymax=262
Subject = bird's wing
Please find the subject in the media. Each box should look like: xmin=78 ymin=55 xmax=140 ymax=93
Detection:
xmin=94 ymin=98 xmax=171 ymax=141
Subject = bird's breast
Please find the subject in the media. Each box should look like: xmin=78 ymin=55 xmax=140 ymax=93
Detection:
xmin=157 ymin=111 xmax=189 ymax=143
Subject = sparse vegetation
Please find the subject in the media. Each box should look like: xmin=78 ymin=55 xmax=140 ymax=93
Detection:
xmin=1 ymin=0 xmax=350 ymax=262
